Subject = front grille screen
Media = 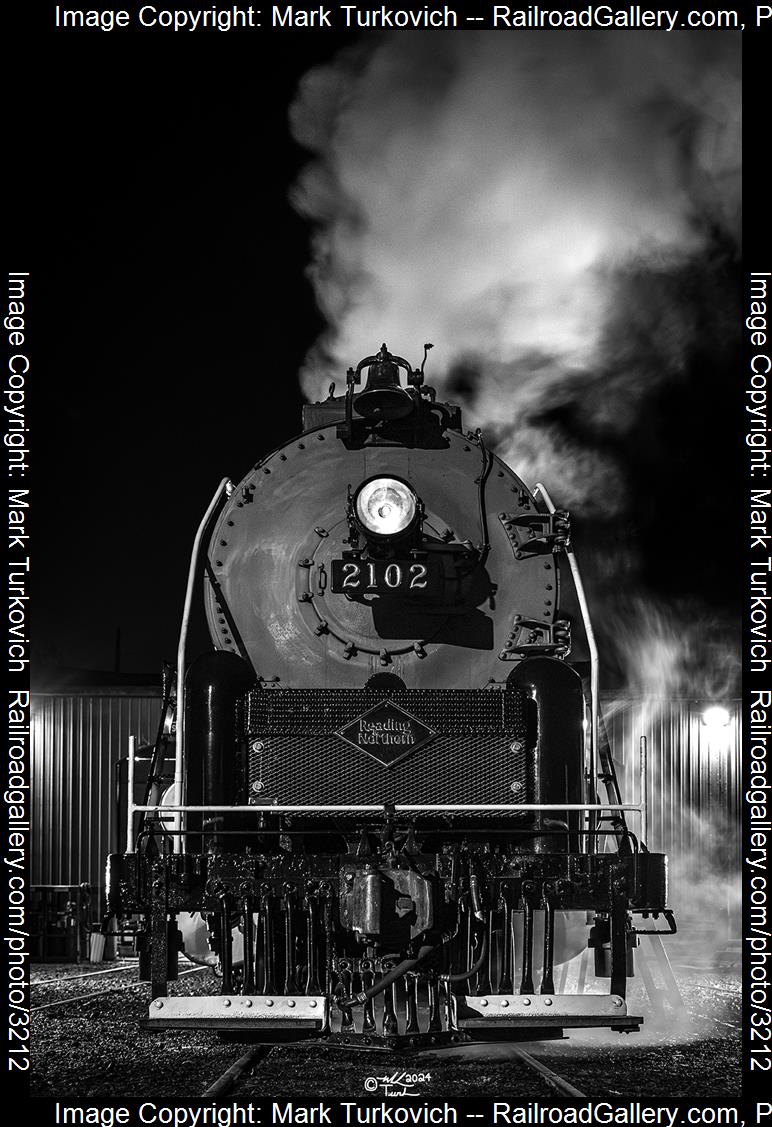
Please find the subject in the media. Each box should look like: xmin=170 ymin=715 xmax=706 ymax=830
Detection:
xmin=243 ymin=689 xmax=530 ymax=812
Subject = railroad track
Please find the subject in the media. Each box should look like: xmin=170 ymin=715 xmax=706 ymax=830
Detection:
xmin=686 ymin=983 xmax=741 ymax=999
xmin=673 ymin=963 xmax=741 ymax=973
xmin=202 ymin=1046 xmax=273 ymax=1098
xmin=687 ymin=1011 xmax=741 ymax=1030
xmin=500 ymin=1046 xmax=586 ymax=1098
xmin=31 ymin=966 xmax=208 ymax=1013
xmin=200 ymin=1038 xmax=586 ymax=1100
xmin=680 ymin=988 xmax=741 ymax=1029
xmin=34 ymin=962 xmax=140 ymax=986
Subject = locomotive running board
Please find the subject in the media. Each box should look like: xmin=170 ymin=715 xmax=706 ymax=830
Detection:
xmin=143 ymin=995 xmax=328 ymax=1031
xmin=459 ymin=993 xmax=641 ymax=1031
xmin=142 ymin=993 xmax=639 ymax=1036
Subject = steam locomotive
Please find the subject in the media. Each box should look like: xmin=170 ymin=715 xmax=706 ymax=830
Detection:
xmin=106 ymin=344 xmax=674 ymax=1047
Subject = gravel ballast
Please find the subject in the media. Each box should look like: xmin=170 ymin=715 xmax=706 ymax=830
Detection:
xmin=31 ymin=961 xmax=740 ymax=1100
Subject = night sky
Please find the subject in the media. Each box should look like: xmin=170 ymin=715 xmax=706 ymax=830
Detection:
xmin=13 ymin=26 xmax=742 ymax=686
xmin=28 ymin=33 xmax=358 ymax=675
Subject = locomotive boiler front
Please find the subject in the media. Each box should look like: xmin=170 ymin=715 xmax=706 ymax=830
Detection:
xmin=202 ymin=354 xmax=571 ymax=692
xmin=106 ymin=343 xmax=674 ymax=1046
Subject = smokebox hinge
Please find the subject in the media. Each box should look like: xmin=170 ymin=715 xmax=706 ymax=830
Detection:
xmin=498 ymin=511 xmax=570 ymax=559
xmin=498 ymin=616 xmax=571 ymax=660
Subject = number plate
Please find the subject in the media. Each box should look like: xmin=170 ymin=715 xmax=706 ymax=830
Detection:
xmin=331 ymin=558 xmax=438 ymax=595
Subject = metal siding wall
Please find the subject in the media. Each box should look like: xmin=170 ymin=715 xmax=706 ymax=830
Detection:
xmin=602 ymin=697 xmax=741 ymax=908
xmin=31 ymin=693 xmax=161 ymax=909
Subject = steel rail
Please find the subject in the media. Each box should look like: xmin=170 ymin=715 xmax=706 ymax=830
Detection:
xmin=202 ymin=1046 xmax=272 ymax=1098
xmin=688 ymin=1012 xmax=741 ymax=1029
xmin=30 ymin=966 xmax=208 ymax=1013
xmin=33 ymin=962 xmax=140 ymax=986
xmin=505 ymin=1045 xmax=587 ymax=1098
xmin=673 ymin=962 xmax=740 ymax=973
xmin=686 ymin=983 xmax=741 ymax=998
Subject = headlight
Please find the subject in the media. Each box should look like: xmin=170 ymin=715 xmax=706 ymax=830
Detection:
xmin=355 ymin=477 xmax=417 ymax=538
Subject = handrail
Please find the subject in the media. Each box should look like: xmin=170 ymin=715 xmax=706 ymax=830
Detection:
xmin=130 ymin=802 xmax=643 ymax=814
xmin=533 ymin=481 xmax=599 ymax=852
xmin=126 ymin=736 xmax=136 ymax=852
xmin=173 ymin=477 xmax=233 ymax=853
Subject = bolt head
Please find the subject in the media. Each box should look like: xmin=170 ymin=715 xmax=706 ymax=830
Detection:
xmin=251 ymin=780 xmax=265 ymax=793
xmin=309 ymin=1000 xmax=318 ymax=1008
xmin=522 ymin=997 xmax=531 ymax=1006
xmin=510 ymin=740 xmax=523 ymax=753
xmin=223 ymin=998 xmax=231 ymax=1007
xmin=265 ymin=999 xmax=274 ymax=1007
xmin=544 ymin=997 xmax=553 ymax=1006
xmin=500 ymin=998 xmax=509 ymax=1008
xmin=612 ymin=997 xmax=623 ymax=1007
xmin=480 ymin=998 xmax=488 ymax=1007
xmin=250 ymin=740 xmax=265 ymax=753
xmin=244 ymin=999 xmax=252 ymax=1007
xmin=153 ymin=1000 xmax=164 ymax=1010
xmin=287 ymin=999 xmax=296 ymax=1008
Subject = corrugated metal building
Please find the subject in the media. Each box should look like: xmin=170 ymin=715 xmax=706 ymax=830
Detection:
xmin=606 ymin=698 xmax=741 ymax=853
xmin=31 ymin=686 xmax=741 ymax=920
xmin=604 ymin=697 xmax=741 ymax=925
xmin=31 ymin=686 xmax=162 ymax=909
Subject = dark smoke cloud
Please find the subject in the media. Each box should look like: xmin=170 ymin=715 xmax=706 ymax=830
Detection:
xmin=289 ymin=31 xmax=741 ymax=693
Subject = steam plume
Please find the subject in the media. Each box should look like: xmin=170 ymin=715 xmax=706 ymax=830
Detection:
xmin=289 ymin=31 xmax=741 ymax=692
xmin=290 ymin=33 xmax=739 ymax=416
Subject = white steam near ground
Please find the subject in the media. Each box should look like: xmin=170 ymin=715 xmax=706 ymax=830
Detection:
xmin=289 ymin=31 xmax=741 ymax=700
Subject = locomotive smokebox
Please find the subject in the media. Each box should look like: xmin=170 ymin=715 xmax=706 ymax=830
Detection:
xmin=184 ymin=651 xmax=255 ymax=851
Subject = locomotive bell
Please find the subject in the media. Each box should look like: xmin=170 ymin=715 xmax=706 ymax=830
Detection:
xmin=354 ymin=348 xmax=414 ymax=420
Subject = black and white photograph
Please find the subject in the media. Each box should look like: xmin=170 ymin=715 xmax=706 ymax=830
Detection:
xmin=6 ymin=8 xmax=749 ymax=1110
